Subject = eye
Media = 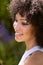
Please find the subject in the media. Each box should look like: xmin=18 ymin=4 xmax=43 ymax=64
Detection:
xmin=14 ymin=18 xmax=18 ymax=22
xmin=15 ymin=19 xmax=18 ymax=22
xmin=22 ymin=22 xmax=29 ymax=25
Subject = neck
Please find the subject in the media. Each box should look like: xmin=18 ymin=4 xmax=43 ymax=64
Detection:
xmin=25 ymin=37 xmax=37 ymax=50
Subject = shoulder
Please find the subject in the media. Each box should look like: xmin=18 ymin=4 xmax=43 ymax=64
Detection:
xmin=24 ymin=51 xmax=43 ymax=65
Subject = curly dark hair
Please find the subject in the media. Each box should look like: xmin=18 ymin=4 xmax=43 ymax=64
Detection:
xmin=8 ymin=0 xmax=43 ymax=48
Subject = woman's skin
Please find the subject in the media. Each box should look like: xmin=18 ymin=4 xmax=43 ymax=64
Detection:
xmin=13 ymin=13 xmax=37 ymax=50
xmin=24 ymin=51 xmax=43 ymax=65
xmin=13 ymin=13 xmax=43 ymax=65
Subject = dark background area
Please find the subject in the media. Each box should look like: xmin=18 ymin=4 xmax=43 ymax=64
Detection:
xmin=0 ymin=0 xmax=25 ymax=65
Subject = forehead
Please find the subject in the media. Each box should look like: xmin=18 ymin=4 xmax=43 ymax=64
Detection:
xmin=15 ymin=13 xmax=27 ymax=21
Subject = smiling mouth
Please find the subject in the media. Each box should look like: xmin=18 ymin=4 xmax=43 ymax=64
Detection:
xmin=15 ymin=33 xmax=23 ymax=36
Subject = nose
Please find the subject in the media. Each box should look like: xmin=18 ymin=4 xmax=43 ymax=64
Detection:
xmin=13 ymin=21 xmax=20 ymax=32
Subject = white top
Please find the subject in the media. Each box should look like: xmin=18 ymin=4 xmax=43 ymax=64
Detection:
xmin=18 ymin=46 xmax=43 ymax=65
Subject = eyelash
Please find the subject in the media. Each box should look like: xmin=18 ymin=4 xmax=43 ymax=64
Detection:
xmin=22 ymin=22 xmax=29 ymax=25
xmin=14 ymin=20 xmax=29 ymax=25
xmin=15 ymin=20 xmax=18 ymax=22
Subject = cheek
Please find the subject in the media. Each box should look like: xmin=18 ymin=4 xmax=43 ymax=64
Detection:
xmin=23 ymin=26 xmax=34 ymax=36
xmin=23 ymin=26 xmax=30 ymax=34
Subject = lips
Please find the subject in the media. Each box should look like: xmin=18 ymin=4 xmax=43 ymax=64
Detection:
xmin=15 ymin=33 xmax=23 ymax=37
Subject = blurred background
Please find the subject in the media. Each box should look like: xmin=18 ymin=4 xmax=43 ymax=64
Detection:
xmin=0 ymin=0 xmax=25 ymax=65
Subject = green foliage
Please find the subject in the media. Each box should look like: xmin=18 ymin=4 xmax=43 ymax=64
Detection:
xmin=0 ymin=40 xmax=25 ymax=65
xmin=0 ymin=0 xmax=10 ymax=20
xmin=0 ymin=0 xmax=25 ymax=65
xmin=0 ymin=42 xmax=6 ymax=59
xmin=0 ymin=0 xmax=14 ymax=35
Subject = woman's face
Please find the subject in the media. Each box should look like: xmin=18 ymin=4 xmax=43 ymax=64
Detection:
xmin=13 ymin=13 xmax=35 ymax=42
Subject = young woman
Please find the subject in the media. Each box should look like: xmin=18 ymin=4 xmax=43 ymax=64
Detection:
xmin=8 ymin=0 xmax=43 ymax=65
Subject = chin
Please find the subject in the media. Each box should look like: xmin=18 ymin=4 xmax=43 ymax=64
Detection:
xmin=15 ymin=38 xmax=24 ymax=42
